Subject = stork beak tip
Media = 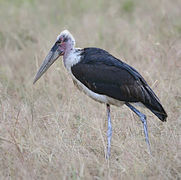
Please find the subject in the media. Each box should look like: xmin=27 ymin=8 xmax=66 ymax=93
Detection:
xmin=33 ymin=77 xmax=38 ymax=84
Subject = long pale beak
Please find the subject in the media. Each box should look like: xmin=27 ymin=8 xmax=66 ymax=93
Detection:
xmin=33 ymin=43 xmax=63 ymax=84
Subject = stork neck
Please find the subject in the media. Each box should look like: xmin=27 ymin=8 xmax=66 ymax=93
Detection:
xmin=63 ymin=48 xmax=82 ymax=72
xmin=63 ymin=47 xmax=74 ymax=60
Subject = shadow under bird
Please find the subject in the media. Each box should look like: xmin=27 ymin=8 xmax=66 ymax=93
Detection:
xmin=33 ymin=30 xmax=167 ymax=158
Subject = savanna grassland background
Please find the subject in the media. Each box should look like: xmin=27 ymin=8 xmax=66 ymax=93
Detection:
xmin=0 ymin=0 xmax=180 ymax=179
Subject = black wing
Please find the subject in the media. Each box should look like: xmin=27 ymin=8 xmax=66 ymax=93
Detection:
xmin=72 ymin=48 xmax=167 ymax=121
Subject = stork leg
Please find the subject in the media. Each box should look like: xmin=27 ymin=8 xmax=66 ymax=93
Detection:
xmin=125 ymin=102 xmax=151 ymax=153
xmin=106 ymin=104 xmax=112 ymax=159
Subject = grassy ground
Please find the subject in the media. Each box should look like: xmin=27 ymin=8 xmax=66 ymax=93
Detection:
xmin=0 ymin=0 xmax=180 ymax=179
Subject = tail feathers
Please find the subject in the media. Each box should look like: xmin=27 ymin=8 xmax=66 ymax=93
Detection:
xmin=145 ymin=103 xmax=167 ymax=121
xmin=143 ymin=85 xmax=167 ymax=122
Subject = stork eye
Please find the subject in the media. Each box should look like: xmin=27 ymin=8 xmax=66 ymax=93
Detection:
xmin=56 ymin=40 xmax=62 ymax=44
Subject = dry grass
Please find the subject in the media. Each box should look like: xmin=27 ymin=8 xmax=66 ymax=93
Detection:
xmin=0 ymin=0 xmax=181 ymax=179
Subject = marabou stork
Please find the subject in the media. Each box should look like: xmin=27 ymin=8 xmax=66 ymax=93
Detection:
xmin=33 ymin=30 xmax=167 ymax=158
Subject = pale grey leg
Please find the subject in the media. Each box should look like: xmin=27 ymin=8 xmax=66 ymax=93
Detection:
xmin=106 ymin=104 xmax=112 ymax=159
xmin=126 ymin=102 xmax=151 ymax=153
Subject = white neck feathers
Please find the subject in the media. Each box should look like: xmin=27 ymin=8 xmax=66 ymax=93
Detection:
xmin=63 ymin=49 xmax=82 ymax=72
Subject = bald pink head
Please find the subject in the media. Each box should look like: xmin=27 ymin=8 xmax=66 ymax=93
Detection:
xmin=56 ymin=30 xmax=75 ymax=55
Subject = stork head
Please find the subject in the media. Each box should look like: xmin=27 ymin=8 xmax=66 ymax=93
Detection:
xmin=33 ymin=30 xmax=75 ymax=84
